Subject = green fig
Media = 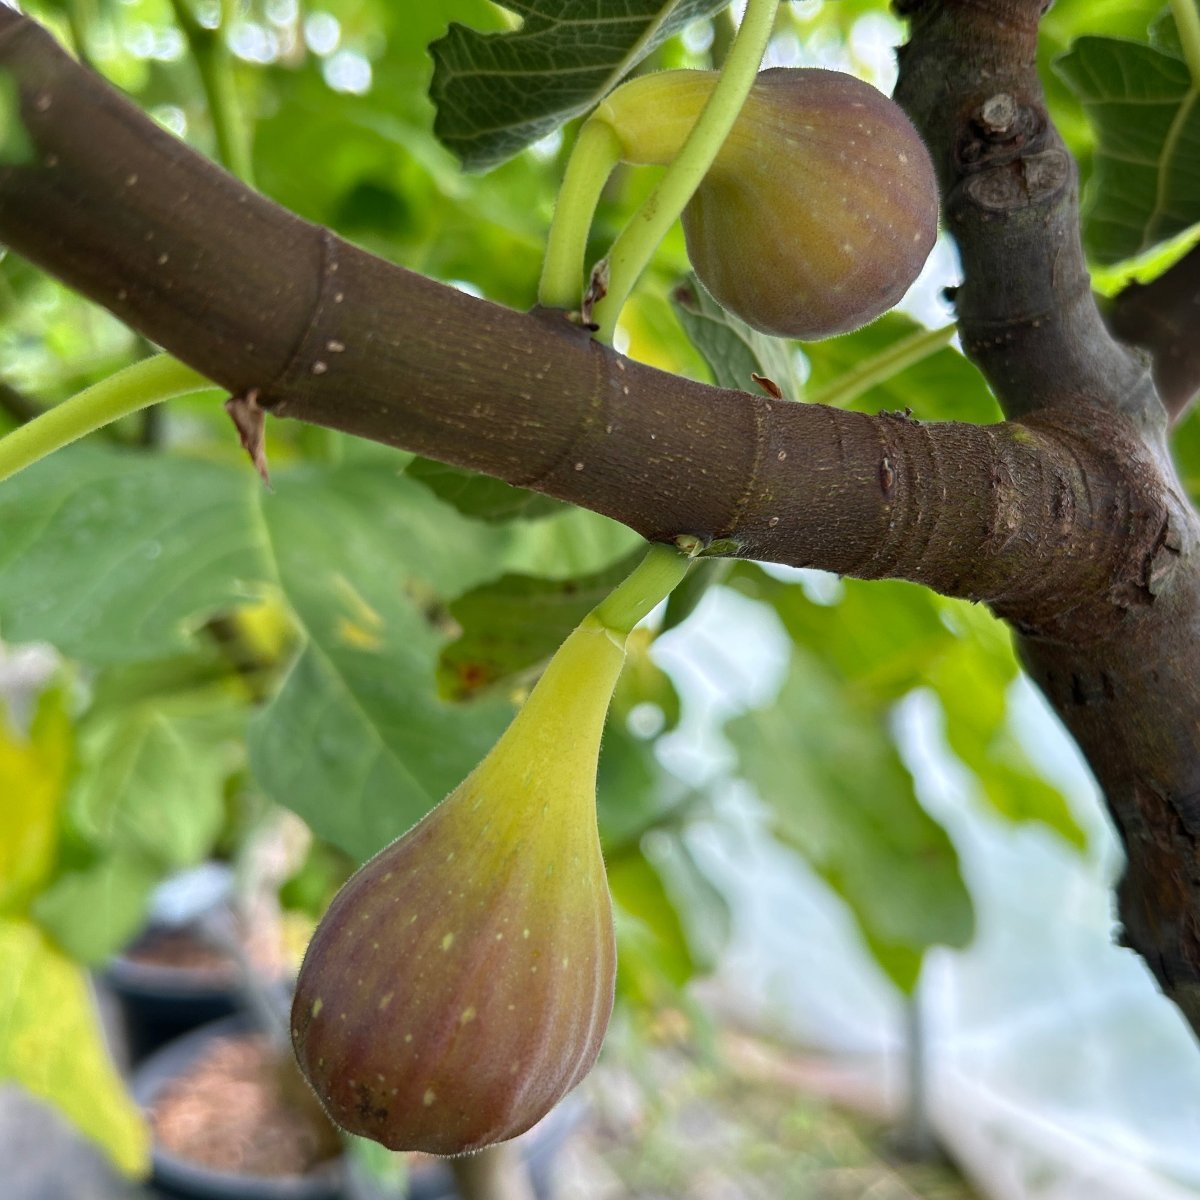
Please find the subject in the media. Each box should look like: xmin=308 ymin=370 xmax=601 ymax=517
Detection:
xmin=290 ymin=617 xmax=626 ymax=1155
xmin=599 ymin=67 xmax=939 ymax=340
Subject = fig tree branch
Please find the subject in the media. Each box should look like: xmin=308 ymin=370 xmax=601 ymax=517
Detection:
xmin=896 ymin=0 xmax=1200 ymax=1035
xmin=1109 ymin=243 xmax=1200 ymax=423
xmin=0 ymin=8 xmax=1160 ymax=627
xmin=3 ymin=5 xmax=1200 ymax=1035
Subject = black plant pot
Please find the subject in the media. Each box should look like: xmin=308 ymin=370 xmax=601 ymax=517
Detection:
xmin=131 ymin=1014 xmax=345 ymax=1200
xmin=103 ymin=925 xmax=246 ymax=1065
xmin=133 ymin=1016 xmax=581 ymax=1200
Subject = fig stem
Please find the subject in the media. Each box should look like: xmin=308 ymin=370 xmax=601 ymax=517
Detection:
xmin=589 ymin=0 xmax=780 ymax=345
xmin=1171 ymin=0 xmax=1200 ymax=84
xmin=589 ymin=542 xmax=693 ymax=637
xmin=803 ymin=323 xmax=957 ymax=410
xmin=0 ymin=354 xmax=211 ymax=484
xmin=538 ymin=117 xmax=622 ymax=310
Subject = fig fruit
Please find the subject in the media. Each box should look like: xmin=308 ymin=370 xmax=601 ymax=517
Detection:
xmin=599 ymin=68 xmax=939 ymax=340
xmin=290 ymin=618 xmax=625 ymax=1155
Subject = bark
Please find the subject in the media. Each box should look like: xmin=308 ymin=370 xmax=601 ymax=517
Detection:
xmin=1109 ymin=244 xmax=1200 ymax=423
xmin=895 ymin=0 xmax=1200 ymax=1031
xmin=1 ymin=4 xmax=1200 ymax=1035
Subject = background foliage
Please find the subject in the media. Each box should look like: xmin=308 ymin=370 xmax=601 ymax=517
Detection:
xmin=2 ymin=0 xmax=1199 ymax=1176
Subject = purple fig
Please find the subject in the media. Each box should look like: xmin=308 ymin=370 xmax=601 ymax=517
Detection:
xmin=290 ymin=619 xmax=624 ymax=1155
xmin=599 ymin=67 xmax=939 ymax=340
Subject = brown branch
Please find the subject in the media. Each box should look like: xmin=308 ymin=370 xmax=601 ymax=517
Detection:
xmin=894 ymin=0 xmax=1158 ymax=427
xmin=1108 ymin=243 xmax=1200 ymax=423
xmin=0 ymin=7 xmax=1166 ymax=633
xmin=3 ymin=6 xmax=1200 ymax=1033
xmin=897 ymin=0 xmax=1200 ymax=1037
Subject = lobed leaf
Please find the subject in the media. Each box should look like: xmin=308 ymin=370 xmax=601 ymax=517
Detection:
xmin=1055 ymin=33 xmax=1200 ymax=264
xmin=430 ymin=0 xmax=732 ymax=171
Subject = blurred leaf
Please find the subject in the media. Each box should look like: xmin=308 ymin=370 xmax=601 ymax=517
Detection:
xmin=0 ymin=918 xmax=149 ymax=1175
xmin=1172 ymin=403 xmax=1200 ymax=501
xmin=247 ymin=469 xmax=520 ymax=863
xmin=1038 ymin=0 xmax=1166 ymax=180
xmin=612 ymin=626 xmax=682 ymax=733
xmin=0 ymin=448 xmax=262 ymax=662
xmin=732 ymin=568 xmax=955 ymax=704
xmin=0 ymin=447 xmax=530 ymax=863
xmin=0 ymin=693 xmax=71 ymax=914
xmin=1055 ymin=34 xmax=1200 ymax=264
xmin=801 ymin=314 xmax=999 ymax=423
xmin=438 ymin=548 xmax=644 ymax=700
xmin=670 ymin=275 xmax=801 ymax=396
xmin=597 ymin=719 xmax=694 ymax=850
xmin=737 ymin=568 xmax=1087 ymax=848
xmin=610 ymin=846 xmax=697 ymax=1004
xmin=31 ymin=850 xmax=159 ymax=964
xmin=726 ymin=650 xmax=973 ymax=993
xmin=642 ymin=830 xmax=731 ymax=973
xmin=69 ymin=703 xmax=240 ymax=870
xmin=406 ymin=457 xmax=565 ymax=522
xmin=430 ymin=0 xmax=732 ymax=171
xmin=926 ymin=634 xmax=1088 ymax=849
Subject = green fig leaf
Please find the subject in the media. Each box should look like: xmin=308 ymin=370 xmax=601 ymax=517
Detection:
xmin=0 ymin=918 xmax=149 ymax=1175
xmin=69 ymin=701 xmax=242 ymax=871
xmin=726 ymin=648 xmax=974 ymax=992
xmin=0 ymin=448 xmax=262 ymax=662
xmin=438 ymin=547 xmax=645 ymax=700
xmin=247 ymin=469 xmax=518 ymax=862
xmin=801 ymin=314 xmax=1000 ymax=423
xmin=1054 ymin=33 xmax=1200 ymax=264
xmin=430 ymin=0 xmax=733 ymax=171
xmin=597 ymin=719 xmax=696 ymax=850
xmin=609 ymin=847 xmax=698 ymax=1003
xmin=406 ymin=457 xmax=565 ymax=522
xmin=670 ymin=274 xmax=802 ymax=396
xmin=31 ymin=850 xmax=160 ymax=965
xmin=0 ymin=692 xmax=71 ymax=915
xmin=733 ymin=567 xmax=1088 ymax=849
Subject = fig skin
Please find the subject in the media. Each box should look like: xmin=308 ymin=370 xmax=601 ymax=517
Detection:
xmin=290 ymin=620 xmax=622 ymax=1156
xmin=598 ymin=68 xmax=939 ymax=340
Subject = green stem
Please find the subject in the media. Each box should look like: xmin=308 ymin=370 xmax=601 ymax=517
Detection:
xmin=538 ymin=118 xmax=623 ymax=310
xmin=590 ymin=0 xmax=779 ymax=343
xmin=1171 ymin=0 xmax=1200 ymax=85
xmin=0 ymin=355 xmax=210 ymax=484
xmin=804 ymin=323 xmax=956 ymax=410
xmin=170 ymin=0 xmax=255 ymax=184
xmin=589 ymin=542 xmax=693 ymax=637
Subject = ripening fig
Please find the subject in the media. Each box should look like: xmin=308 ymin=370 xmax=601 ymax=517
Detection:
xmin=598 ymin=68 xmax=939 ymax=340
xmin=290 ymin=618 xmax=626 ymax=1156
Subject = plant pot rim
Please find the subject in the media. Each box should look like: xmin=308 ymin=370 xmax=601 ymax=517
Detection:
xmin=131 ymin=1013 xmax=344 ymax=1200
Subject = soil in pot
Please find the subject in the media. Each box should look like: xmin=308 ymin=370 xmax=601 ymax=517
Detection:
xmin=150 ymin=1030 xmax=341 ymax=1178
xmin=135 ymin=1017 xmax=344 ymax=1200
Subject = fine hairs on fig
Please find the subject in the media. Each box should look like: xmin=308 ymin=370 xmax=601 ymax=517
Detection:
xmin=599 ymin=67 xmax=940 ymax=340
